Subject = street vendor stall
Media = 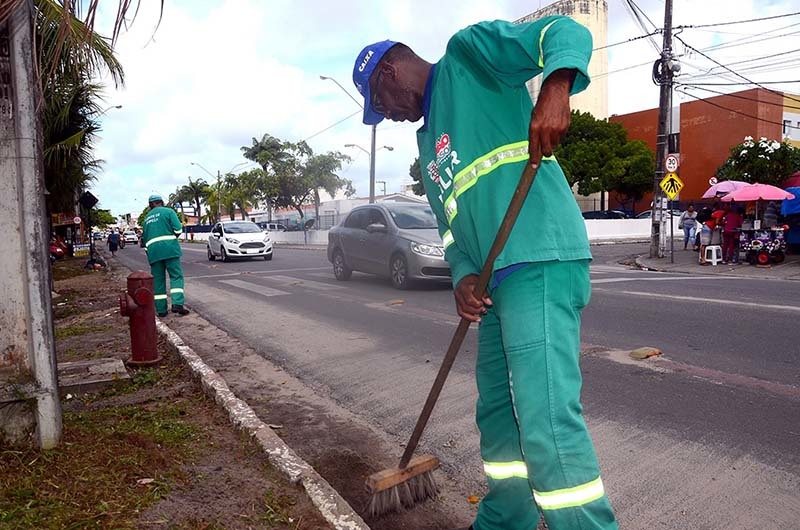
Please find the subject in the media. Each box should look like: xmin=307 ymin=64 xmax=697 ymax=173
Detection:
xmin=720 ymin=183 xmax=795 ymax=265
xmin=781 ymin=186 xmax=800 ymax=251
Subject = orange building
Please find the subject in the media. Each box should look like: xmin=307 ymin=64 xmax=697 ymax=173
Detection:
xmin=609 ymin=88 xmax=786 ymax=209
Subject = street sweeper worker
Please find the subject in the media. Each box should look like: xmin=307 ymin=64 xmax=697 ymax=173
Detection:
xmin=353 ymin=16 xmax=617 ymax=530
xmin=141 ymin=194 xmax=189 ymax=318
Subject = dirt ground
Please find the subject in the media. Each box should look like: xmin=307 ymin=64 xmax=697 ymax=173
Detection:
xmin=165 ymin=312 xmax=475 ymax=530
xmin=0 ymin=257 xmax=331 ymax=530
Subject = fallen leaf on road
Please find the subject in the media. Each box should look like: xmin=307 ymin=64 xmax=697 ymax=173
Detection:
xmin=388 ymin=299 xmax=405 ymax=306
xmin=137 ymin=478 xmax=155 ymax=485
xmin=467 ymin=495 xmax=480 ymax=504
xmin=268 ymin=424 xmax=283 ymax=429
xmin=629 ymin=347 xmax=662 ymax=360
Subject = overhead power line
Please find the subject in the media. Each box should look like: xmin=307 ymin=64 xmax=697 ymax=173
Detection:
xmin=676 ymin=88 xmax=800 ymax=130
xmin=675 ymin=35 xmax=800 ymax=106
xmin=594 ymin=30 xmax=661 ymax=51
xmin=679 ymin=79 xmax=800 ymax=86
xmin=302 ymin=110 xmax=360 ymax=143
xmin=675 ymin=11 xmax=800 ymax=30
xmin=678 ymin=84 xmax=800 ymax=111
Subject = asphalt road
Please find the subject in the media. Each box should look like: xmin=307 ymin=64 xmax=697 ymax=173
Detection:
xmin=116 ymin=241 xmax=800 ymax=529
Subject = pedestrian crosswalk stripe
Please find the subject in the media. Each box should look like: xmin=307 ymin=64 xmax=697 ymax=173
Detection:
xmin=219 ymin=279 xmax=290 ymax=297
xmin=263 ymin=275 xmax=342 ymax=291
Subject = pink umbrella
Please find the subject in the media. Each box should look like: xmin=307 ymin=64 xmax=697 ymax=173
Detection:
xmin=702 ymin=180 xmax=749 ymax=198
xmin=720 ymin=183 xmax=795 ymax=202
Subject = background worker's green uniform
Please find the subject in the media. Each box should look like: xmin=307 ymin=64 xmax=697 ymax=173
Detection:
xmin=417 ymin=18 xmax=617 ymax=530
xmin=142 ymin=205 xmax=185 ymax=314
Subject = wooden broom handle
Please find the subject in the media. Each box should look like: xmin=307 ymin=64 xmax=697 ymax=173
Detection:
xmin=399 ymin=162 xmax=539 ymax=468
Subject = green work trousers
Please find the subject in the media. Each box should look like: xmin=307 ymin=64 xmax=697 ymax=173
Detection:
xmin=150 ymin=257 xmax=185 ymax=314
xmin=474 ymin=260 xmax=617 ymax=530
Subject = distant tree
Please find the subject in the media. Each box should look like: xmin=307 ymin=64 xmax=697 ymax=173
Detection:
xmin=242 ymin=134 xmax=289 ymax=220
xmin=182 ymin=177 xmax=210 ymax=217
xmin=304 ymin=152 xmax=353 ymax=224
xmin=91 ymin=208 xmax=116 ymax=227
xmin=716 ymin=136 xmax=800 ymax=187
xmin=225 ymin=169 xmax=263 ymax=220
xmin=555 ymin=110 xmax=654 ymax=211
xmin=409 ymin=158 xmax=424 ymax=196
xmin=137 ymin=206 xmax=149 ymax=227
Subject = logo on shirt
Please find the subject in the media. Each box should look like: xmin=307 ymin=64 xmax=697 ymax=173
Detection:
xmin=426 ymin=132 xmax=461 ymax=206
xmin=435 ymin=133 xmax=451 ymax=164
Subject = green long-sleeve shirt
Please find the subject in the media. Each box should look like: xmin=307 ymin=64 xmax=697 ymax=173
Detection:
xmin=142 ymin=206 xmax=183 ymax=264
xmin=417 ymin=17 xmax=594 ymax=288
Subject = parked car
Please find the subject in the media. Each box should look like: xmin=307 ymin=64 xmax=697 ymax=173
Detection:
xmin=635 ymin=209 xmax=682 ymax=219
xmin=257 ymin=222 xmax=287 ymax=232
xmin=327 ymin=203 xmax=451 ymax=289
xmin=207 ymin=220 xmax=273 ymax=262
xmin=581 ymin=210 xmax=630 ymax=220
xmin=122 ymin=230 xmax=138 ymax=243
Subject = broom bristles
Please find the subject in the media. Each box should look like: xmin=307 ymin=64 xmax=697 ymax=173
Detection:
xmin=367 ymin=470 xmax=439 ymax=518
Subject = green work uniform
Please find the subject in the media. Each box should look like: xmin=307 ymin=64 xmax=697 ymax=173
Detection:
xmin=417 ymin=18 xmax=617 ymax=530
xmin=142 ymin=206 xmax=185 ymax=314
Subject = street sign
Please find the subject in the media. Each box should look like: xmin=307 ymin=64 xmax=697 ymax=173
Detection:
xmin=659 ymin=172 xmax=684 ymax=200
xmin=665 ymin=154 xmax=680 ymax=173
xmin=709 ymin=177 xmax=718 ymax=186
xmin=73 ymin=216 xmax=82 ymax=225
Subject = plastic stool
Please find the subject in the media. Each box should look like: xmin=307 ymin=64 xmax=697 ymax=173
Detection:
xmin=704 ymin=245 xmax=722 ymax=266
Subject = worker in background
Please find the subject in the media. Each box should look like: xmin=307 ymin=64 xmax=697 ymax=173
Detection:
xmin=141 ymin=194 xmax=189 ymax=317
xmin=353 ymin=15 xmax=617 ymax=530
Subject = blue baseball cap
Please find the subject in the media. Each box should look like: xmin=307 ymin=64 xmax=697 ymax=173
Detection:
xmin=352 ymin=40 xmax=398 ymax=125
xmin=148 ymin=194 xmax=163 ymax=203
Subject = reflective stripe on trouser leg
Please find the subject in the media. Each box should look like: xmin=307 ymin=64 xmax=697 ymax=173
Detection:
xmin=165 ymin=257 xmax=185 ymax=305
xmin=493 ymin=261 xmax=617 ymax=529
xmin=474 ymin=307 xmax=540 ymax=530
xmin=150 ymin=260 xmax=168 ymax=314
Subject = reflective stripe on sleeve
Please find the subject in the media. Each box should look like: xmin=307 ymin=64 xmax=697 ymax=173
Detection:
xmin=170 ymin=288 xmax=184 ymax=294
xmin=533 ymin=476 xmax=605 ymax=511
xmin=146 ymin=235 xmax=178 ymax=248
xmin=483 ymin=461 xmax=528 ymax=480
xmin=442 ymin=230 xmax=455 ymax=250
xmin=538 ymin=19 xmax=561 ymax=68
xmin=153 ymin=294 xmax=168 ymax=300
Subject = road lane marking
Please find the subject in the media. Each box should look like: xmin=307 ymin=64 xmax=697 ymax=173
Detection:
xmin=262 ymin=275 xmax=343 ymax=291
xmin=594 ymin=288 xmax=800 ymax=313
xmin=219 ymin=279 xmax=290 ymax=297
xmin=187 ymin=267 xmax=329 ymax=280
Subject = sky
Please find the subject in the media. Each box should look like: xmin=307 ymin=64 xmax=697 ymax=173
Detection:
xmin=89 ymin=0 xmax=800 ymax=218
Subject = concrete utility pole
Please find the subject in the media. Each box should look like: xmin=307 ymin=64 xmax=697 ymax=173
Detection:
xmin=650 ymin=0 xmax=675 ymax=258
xmin=0 ymin=3 xmax=62 ymax=448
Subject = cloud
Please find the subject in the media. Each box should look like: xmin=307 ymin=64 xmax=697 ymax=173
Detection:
xmin=90 ymin=0 xmax=800 ymax=217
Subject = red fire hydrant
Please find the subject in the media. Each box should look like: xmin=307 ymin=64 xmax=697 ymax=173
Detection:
xmin=119 ymin=271 xmax=162 ymax=366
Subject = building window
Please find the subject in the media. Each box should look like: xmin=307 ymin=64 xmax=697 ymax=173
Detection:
xmin=784 ymin=120 xmax=792 ymax=135
xmin=580 ymin=0 xmax=590 ymax=14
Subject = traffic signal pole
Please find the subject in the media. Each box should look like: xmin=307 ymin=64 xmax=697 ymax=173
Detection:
xmin=650 ymin=0 xmax=675 ymax=259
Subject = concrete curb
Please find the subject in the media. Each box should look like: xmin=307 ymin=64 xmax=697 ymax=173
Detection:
xmin=155 ymin=320 xmax=370 ymax=530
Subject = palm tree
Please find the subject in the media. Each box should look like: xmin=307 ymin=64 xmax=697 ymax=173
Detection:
xmin=33 ymin=0 xmax=126 ymax=212
xmin=180 ymin=178 xmax=210 ymax=219
xmin=303 ymin=152 xmax=353 ymax=225
xmin=242 ymin=134 xmax=290 ymax=221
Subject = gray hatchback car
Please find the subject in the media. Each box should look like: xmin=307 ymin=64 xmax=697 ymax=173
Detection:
xmin=327 ymin=203 xmax=451 ymax=289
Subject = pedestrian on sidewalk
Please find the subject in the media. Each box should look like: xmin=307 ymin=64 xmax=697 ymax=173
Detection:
xmin=141 ymin=194 xmax=189 ymax=317
xmin=107 ymin=229 xmax=120 ymax=257
xmin=679 ymin=204 xmax=698 ymax=250
xmin=722 ymin=205 xmax=744 ymax=264
xmin=353 ymin=17 xmax=617 ymax=530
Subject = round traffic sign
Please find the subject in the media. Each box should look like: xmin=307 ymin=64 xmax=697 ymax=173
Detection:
xmin=73 ymin=216 xmax=82 ymax=225
xmin=665 ymin=155 xmax=679 ymax=173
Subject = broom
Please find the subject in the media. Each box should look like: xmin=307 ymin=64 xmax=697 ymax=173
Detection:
xmin=366 ymin=160 xmax=542 ymax=517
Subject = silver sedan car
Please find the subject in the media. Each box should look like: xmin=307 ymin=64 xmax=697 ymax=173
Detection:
xmin=327 ymin=203 xmax=451 ymax=289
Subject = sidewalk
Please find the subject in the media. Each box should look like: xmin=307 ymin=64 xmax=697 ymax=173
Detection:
xmin=636 ymin=242 xmax=800 ymax=280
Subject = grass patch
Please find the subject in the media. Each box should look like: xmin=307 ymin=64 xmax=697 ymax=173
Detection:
xmin=0 ymin=401 xmax=198 ymax=529
xmin=54 ymin=323 xmax=112 ymax=340
xmin=52 ymin=259 xmax=93 ymax=281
